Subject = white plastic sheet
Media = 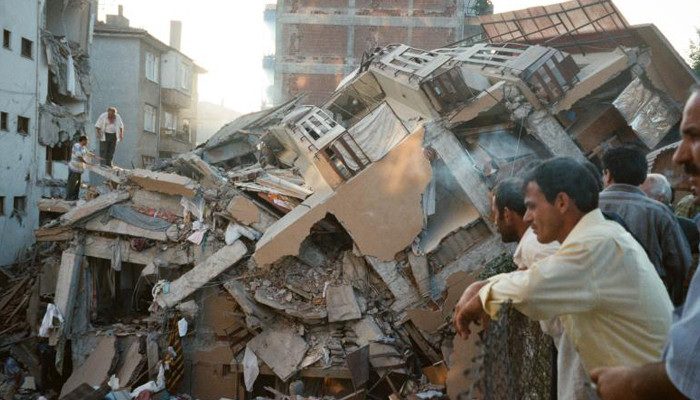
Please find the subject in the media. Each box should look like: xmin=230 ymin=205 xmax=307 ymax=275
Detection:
xmin=38 ymin=303 xmax=64 ymax=338
xmin=177 ymin=317 xmax=188 ymax=337
xmin=243 ymin=346 xmax=259 ymax=392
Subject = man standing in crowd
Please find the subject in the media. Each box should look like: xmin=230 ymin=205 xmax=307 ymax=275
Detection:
xmin=492 ymin=178 xmax=596 ymax=399
xmin=454 ymin=158 xmax=672 ymax=376
xmin=94 ymin=106 xmax=124 ymax=167
xmin=641 ymin=173 xmax=699 ymax=255
xmin=591 ymin=86 xmax=700 ymax=400
xmin=65 ymin=135 xmax=92 ymax=201
xmin=599 ymin=146 xmax=692 ymax=305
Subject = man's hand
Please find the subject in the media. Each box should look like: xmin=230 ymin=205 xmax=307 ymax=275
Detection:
xmin=96 ymin=128 xmax=103 ymax=140
xmin=118 ymin=130 xmax=124 ymax=141
xmin=453 ymin=280 xmax=489 ymax=339
xmin=590 ymin=366 xmax=636 ymax=400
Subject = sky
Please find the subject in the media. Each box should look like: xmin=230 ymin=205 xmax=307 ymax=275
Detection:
xmin=97 ymin=0 xmax=700 ymax=115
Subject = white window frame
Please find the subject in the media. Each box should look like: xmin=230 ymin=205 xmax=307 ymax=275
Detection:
xmin=179 ymin=62 xmax=191 ymax=91
xmin=144 ymin=104 xmax=156 ymax=132
xmin=164 ymin=111 xmax=176 ymax=132
xmin=145 ymin=52 xmax=159 ymax=83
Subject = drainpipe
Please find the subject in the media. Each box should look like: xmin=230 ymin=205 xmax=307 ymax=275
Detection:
xmin=156 ymin=54 xmax=162 ymax=163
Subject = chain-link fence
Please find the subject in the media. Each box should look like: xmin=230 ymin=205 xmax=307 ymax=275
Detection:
xmin=464 ymin=254 xmax=555 ymax=400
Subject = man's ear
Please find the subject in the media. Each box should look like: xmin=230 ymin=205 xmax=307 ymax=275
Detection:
xmin=555 ymin=192 xmax=571 ymax=213
xmin=502 ymin=207 xmax=513 ymax=223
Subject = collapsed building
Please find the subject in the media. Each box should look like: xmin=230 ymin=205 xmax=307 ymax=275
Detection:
xmin=2 ymin=0 xmax=698 ymax=399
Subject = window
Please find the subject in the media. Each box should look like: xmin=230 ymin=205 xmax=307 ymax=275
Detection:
xmin=142 ymin=155 xmax=155 ymax=167
xmin=144 ymin=104 xmax=156 ymax=132
xmin=2 ymin=30 xmax=10 ymax=49
xmin=179 ymin=62 xmax=191 ymax=90
xmin=145 ymin=52 xmax=159 ymax=83
xmin=0 ymin=196 xmax=4 ymax=216
xmin=21 ymin=37 xmax=32 ymax=58
xmin=14 ymin=196 xmax=26 ymax=214
xmin=1 ymin=112 xmax=7 ymax=131
xmin=17 ymin=116 xmax=29 ymax=134
xmin=163 ymin=111 xmax=176 ymax=132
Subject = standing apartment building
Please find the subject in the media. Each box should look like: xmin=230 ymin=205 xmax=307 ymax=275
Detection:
xmin=0 ymin=0 xmax=96 ymax=266
xmin=264 ymin=0 xmax=490 ymax=106
xmin=92 ymin=8 xmax=205 ymax=169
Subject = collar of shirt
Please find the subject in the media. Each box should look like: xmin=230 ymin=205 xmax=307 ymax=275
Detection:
xmin=602 ymin=183 xmax=646 ymax=196
xmin=560 ymin=208 xmax=606 ymax=247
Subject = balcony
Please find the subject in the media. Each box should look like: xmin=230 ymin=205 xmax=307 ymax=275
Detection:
xmin=161 ymin=129 xmax=193 ymax=154
xmin=161 ymin=88 xmax=191 ymax=109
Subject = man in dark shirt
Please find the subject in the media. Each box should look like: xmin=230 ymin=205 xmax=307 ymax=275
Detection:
xmin=599 ymin=146 xmax=692 ymax=305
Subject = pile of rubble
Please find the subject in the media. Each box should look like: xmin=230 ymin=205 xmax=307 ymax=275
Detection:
xmin=3 ymin=0 xmax=698 ymax=399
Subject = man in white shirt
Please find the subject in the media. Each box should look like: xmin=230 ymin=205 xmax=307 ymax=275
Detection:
xmin=65 ymin=135 xmax=93 ymax=200
xmin=94 ymin=106 xmax=124 ymax=167
xmin=454 ymin=158 xmax=672 ymax=376
xmin=490 ymin=177 xmax=596 ymax=399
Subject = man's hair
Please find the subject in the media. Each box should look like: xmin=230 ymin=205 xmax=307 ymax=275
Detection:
xmin=580 ymin=159 xmax=603 ymax=191
xmin=602 ymin=145 xmax=648 ymax=186
xmin=493 ymin=178 xmax=526 ymax=217
xmin=644 ymin=173 xmax=672 ymax=204
xmin=107 ymin=106 xmax=117 ymax=112
xmin=78 ymin=135 xmax=88 ymax=143
xmin=523 ymin=157 xmax=599 ymax=213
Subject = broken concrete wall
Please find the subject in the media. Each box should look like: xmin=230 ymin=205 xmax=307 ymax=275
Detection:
xmin=254 ymin=128 xmax=432 ymax=266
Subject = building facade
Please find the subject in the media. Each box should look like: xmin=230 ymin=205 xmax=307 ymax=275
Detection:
xmin=92 ymin=9 xmax=205 ymax=169
xmin=0 ymin=0 xmax=95 ymax=266
xmin=265 ymin=0 xmax=489 ymax=106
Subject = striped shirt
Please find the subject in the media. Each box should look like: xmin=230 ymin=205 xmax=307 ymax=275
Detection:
xmin=599 ymin=184 xmax=692 ymax=305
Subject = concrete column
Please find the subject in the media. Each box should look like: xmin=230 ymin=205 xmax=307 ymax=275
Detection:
xmin=424 ymin=121 xmax=493 ymax=220
xmin=526 ymin=110 xmax=585 ymax=161
xmin=407 ymin=0 xmax=414 ymax=45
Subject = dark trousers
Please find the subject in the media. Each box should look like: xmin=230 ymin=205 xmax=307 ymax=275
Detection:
xmin=66 ymin=170 xmax=82 ymax=200
xmin=100 ymin=132 xmax=117 ymax=166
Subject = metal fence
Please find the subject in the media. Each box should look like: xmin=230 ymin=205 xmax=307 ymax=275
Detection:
xmin=464 ymin=255 xmax=555 ymax=400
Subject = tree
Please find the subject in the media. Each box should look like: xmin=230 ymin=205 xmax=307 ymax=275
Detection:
xmin=690 ymin=28 xmax=700 ymax=78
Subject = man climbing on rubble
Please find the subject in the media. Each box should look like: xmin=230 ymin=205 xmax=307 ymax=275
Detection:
xmin=591 ymin=85 xmax=700 ymax=400
xmin=453 ymin=157 xmax=673 ymax=381
xmin=599 ymin=146 xmax=692 ymax=305
xmin=491 ymin=177 xmax=597 ymax=399
xmin=95 ymin=106 xmax=124 ymax=167
xmin=65 ymin=135 xmax=93 ymax=201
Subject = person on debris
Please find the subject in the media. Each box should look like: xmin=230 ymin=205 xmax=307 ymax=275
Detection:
xmin=494 ymin=178 xmax=596 ymax=399
xmin=95 ymin=106 xmax=124 ymax=167
xmin=590 ymin=86 xmax=700 ymax=400
xmin=598 ymin=146 xmax=693 ymax=305
xmin=65 ymin=135 xmax=93 ymax=201
xmin=453 ymin=157 xmax=673 ymax=379
xmin=641 ymin=173 xmax=699 ymax=255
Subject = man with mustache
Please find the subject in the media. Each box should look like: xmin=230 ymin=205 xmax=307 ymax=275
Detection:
xmin=454 ymin=158 xmax=673 ymax=382
xmin=591 ymin=86 xmax=700 ymax=399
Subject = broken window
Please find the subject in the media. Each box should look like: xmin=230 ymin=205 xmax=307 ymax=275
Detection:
xmin=45 ymin=140 xmax=72 ymax=176
xmin=20 ymin=37 xmax=32 ymax=58
xmin=17 ymin=115 xmax=29 ymax=134
xmin=144 ymin=104 xmax=156 ymax=132
xmin=14 ymin=196 xmax=26 ymax=214
xmin=145 ymin=51 xmax=159 ymax=83
xmin=0 ymin=112 xmax=7 ymax=131
xmin=2 ymin=29 xmax=10 ymax=49
xmin=293 ymin=107 xmax=344 ymax=150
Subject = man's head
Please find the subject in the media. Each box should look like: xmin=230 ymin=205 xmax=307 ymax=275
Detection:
xmin=522 ymin=157 xmax=599 ymax=243
xmin=640 ymin=173 xmax=672 ymax=205
xmin=107 ymin=107 xmax=117 ymax=117
xmin=602 ymin=145 xmax=648 ymax=187
xmin=78 ymin=135 xmax=88 ymax=146
xmin=673 ymin=86 xmax=700 ymax=194
xmin=491 ymin=178 xmax=527 ymax=243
